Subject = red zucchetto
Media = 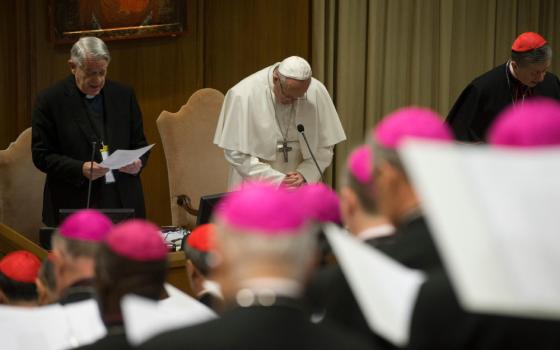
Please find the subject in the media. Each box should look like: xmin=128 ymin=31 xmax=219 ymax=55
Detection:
xmin=187 ymin=224 xmax=216 ymax=253
xmin=512 ymin=32 xmax=547 ymax=53
xmin=0 ymin=251 xmax=42 ymax=283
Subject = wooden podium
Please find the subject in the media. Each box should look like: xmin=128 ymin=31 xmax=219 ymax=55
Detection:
xmin=166 ymin=251 xmax=192 ymax=295
xmin=0 ymin=223 xmax=192 ymax=295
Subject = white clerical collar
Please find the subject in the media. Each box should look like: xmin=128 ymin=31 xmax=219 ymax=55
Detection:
xmin=268 ymin=64 xmax=280 ymax=102
xmin=239 ymin=277 xmax=301 ymax=296
xmin=199 ymin=280 xmax=223 ymax=299
xmin=356 ymin=224 xmax=395 ymax=241
xmin=507 ymin=60 xmax=517 ymax=80
xmin=235 ymin=277 xmax=302 ymax=307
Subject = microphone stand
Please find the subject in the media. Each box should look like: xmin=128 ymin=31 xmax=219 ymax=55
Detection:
xmin=297 ymin=124 xmax=325 ymax=183
xmin=86 ymin=141 xmax=97 ymax=209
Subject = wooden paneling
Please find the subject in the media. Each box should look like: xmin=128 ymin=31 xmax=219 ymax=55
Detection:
xmin=0 ymin=0 xmax=311 ymax=227
xmin=103 ymin=3 xmax=203 ymax=227
xmin=203 ymin=0 xmax=310 ymax=92
xmin=167 ymin=251 xmax=192 ymax=295
xmin=0 ymin=1 xmax=18 ymax=150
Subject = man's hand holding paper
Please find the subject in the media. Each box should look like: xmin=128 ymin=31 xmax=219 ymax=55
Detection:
xmin=82 ymin=161 xmax=110 ymax=180
xmin=119 ymin=159 xmax=143 ymax=175
xmin=100 ymin=144 xmax=154 ymax=170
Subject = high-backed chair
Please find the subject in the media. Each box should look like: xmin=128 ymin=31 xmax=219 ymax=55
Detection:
xmin=157 ymin=88 xmax=229 ymax=228
xmin=0 ymin=128 xmax=46 ymax=243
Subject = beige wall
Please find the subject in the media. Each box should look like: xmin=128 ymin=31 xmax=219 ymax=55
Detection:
xmin=312 ymin=0 xmax=560 ymax=187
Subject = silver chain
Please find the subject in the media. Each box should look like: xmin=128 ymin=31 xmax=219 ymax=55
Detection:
xmin=268 ymin=66 xmax=296 ymax=143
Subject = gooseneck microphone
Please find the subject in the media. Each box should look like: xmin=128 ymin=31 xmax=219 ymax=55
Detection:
xmin=297 ymin=124 xmax=325 ymax=183
xmin=86 ymin=141 xmax=97 ymax=209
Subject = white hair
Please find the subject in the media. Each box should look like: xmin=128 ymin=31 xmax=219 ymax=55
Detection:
xmin=51 ymin=231 xmax=100 ymax=259
xmin=216 ymin=222 xmax=318 ymax=282
xmin=70 ymin=37 xmax=111 ymax=67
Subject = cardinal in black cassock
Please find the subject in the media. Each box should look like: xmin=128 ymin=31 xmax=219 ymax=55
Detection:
xmin=447 ymin=32 xmax=560 ymax=142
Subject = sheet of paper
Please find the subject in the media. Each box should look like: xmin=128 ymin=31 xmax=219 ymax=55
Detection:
xmin=0 ymin=299 xmax=106 ymax=350
xmin=400 ymin=140 xmax=560 ymax=318
xmin=324 ymin=224 xmax=426 ymax=347
xmin=100 ymin=144 xmax=154 ymax=170
xmin=122 ymin=283 xmax=217 ymax=346
xmin=63 ymin=299 xmax=107 ymax=347
xmin=160 ymin=228 xmax=186 ymax=247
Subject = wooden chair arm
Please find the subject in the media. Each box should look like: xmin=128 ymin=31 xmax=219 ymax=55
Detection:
xmin=176 ymin=194 xmax=199 ymax=216
xmin=0 ymin=223 xmax=48 ymax=259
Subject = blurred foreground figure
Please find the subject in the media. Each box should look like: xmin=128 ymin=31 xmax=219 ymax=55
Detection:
xmin=183 ymin=223 xmax=223 ymax=312
xmin=51 ymin=209 xmax=112 ymax=304
xmin=488 ymin=97 xmax=560 ymax=147
xmin=0 ymin=251 xmax=41 ymax=307
xmin=311 ymin=145 xmax=396 ymax=349
xmin=370 ymin=107 xmax=453 ymax=271
xmin=409 ymin=99 xmax=560 ymax=350
xmin=75 ymin=219 xmax=167 ymax=350
xmin=297 ymin=182 xmax=342 ymax=226
xmin=139 ymin=182 xmax=372 ymax=350
xmin=35 ymin=257 xmax=57 ymax=305
xmin=339 ymin=145 xmax=393 ymax=242
xmin=317 ymin=109 xmax=452 ymax=348
xmin=296 ymin=182 xmax=342 ymax=266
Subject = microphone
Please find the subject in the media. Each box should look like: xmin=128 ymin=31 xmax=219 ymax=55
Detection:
xmin=86 ymin=141 xmax=97 ymax=209
xmin=297 ymin=124 xmax=325 ymax=182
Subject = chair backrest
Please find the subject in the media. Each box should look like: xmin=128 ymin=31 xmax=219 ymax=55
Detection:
xmin=0 ymin=128 xmax=46 ymax=242
xmin=157 ymin=88 xmax=229 ymax=228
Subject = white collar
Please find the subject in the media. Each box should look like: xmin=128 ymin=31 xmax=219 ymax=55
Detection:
xmin=356 ymin=224 xmax=395 ymax=241
xmin=235 ymin=278 xmax=302 ymax=307
xmin=238 ymin=277 xmax=301 ymax=297
xmin=268 ymin=64 xmax=280 ymax=104
xmin=199 ymin=280 xmax=223 ymax=299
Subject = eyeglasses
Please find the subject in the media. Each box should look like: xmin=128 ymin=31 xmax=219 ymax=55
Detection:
xmin=278 ymin=78 xmax=307 ymax=101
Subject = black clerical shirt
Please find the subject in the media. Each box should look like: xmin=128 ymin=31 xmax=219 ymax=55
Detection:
xmin=446 ymin=63 xmax=560 ymax=142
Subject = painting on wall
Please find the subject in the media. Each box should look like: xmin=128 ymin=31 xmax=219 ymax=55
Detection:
xmin=49 ymin=0 xmax=187 ymax=44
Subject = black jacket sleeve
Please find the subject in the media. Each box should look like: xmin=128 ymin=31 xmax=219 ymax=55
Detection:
xmin=446 ymin=84 xmax=485 ymax=142
xmin=31 ymin=93 xmax=85 ymax=186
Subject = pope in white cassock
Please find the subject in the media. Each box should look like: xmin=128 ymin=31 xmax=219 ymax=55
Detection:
xmin=214 ymin=56 xmax=346 ymax=189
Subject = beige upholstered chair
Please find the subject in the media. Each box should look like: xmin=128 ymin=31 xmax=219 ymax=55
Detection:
xmin=0 ymin=128 xmax=46 ymax=243
xmin=157 ymin=88 xmax=229 ymax=228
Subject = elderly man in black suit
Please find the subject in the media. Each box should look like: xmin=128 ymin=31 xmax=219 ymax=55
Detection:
xmin=32 ymin=36 xmax=148 ymax=226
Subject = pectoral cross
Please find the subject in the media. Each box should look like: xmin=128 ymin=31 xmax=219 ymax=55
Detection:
xmin=278 ymin=141 xmax=293 ymax=163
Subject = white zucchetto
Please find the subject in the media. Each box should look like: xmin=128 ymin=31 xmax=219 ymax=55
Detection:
xmin=278 ymin=56 xmax=312 ymax=80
